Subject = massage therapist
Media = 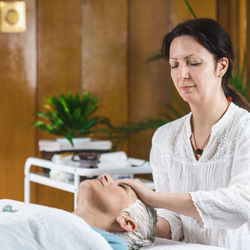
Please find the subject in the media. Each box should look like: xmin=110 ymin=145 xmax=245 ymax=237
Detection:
xmin=119 ymin=18 xmax=250 ymax=250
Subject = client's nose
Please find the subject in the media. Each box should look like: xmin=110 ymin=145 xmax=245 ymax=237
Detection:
xmin=100 ymin=173 xmax=113 ymax=183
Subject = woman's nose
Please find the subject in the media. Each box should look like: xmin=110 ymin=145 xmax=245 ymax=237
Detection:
xmin=178 ymin=64 xmax=189 ymax=80
xmin=100 ymin=173 xmax=113 ymax=183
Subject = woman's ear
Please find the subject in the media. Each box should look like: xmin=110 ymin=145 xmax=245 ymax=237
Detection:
xmin=115 ymin=215 xmax=137 ymax=232
xmin=216 ymin=57 xmax=229 ymax=77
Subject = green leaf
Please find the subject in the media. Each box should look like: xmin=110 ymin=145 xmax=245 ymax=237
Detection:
xmin=184 ymin=0 xmax=198 ymax=18
xmin=65 ymin=133 xmax=74 ymax=146
xmin=32 ymin=120 xmax=46 ymax=127
xmin=79 ymin=118 xmax=98 ymax=134
xmin=146 ymin=54 xmax=164 ymax=63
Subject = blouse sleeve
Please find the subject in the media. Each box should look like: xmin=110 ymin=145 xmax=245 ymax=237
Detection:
xmin=150 ymin=129 xmax=184 ymax=241
xmin=190 ymin=125 xmax=250 ymax=229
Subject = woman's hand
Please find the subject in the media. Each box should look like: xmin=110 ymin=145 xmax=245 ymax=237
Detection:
xmin=116 ymin=178 xmax=156 ymax=207
xmin=117 ymin=178 xmax=201 ymax=220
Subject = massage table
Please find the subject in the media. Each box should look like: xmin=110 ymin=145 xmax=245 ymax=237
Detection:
xmin=145 ymin=238 xmax=229 ymax=249
xmin=0 ymin=199 xmax=229 ymax=250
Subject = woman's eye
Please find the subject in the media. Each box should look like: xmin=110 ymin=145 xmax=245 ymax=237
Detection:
xmin=171 ymin=65 xmax=178 ymax=69
xmin=188 ymin=62 xmax=201 ymax=66
xmin=118 ymin=183 xmax=126 ymax=189
xmin=118 ymin=183 xmax=129 ymax=192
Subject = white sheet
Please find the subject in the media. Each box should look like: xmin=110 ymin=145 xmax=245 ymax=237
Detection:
xmin=0 ymin=200 xmax=230 ymax=250
xmin=0 ymin=199 xmax=113 ymax=250
xmin=144 ymin=238 xmax=230 ymax=249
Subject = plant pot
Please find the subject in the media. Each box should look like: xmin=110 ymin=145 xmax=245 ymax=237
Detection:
xmin=56 ymin=137 xmax=91 ymax=147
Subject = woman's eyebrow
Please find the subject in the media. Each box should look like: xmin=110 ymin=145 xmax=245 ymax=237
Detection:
xmin=184 ymin=54 xmax=196 ymax=59
xmin=169 ymin=54 xmax=196 ymax=60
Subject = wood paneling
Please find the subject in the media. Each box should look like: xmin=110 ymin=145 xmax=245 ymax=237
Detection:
xmin=218 ymin=0 xmax=248 ymax=86
xmin=36 ymin=0 xmax=82 ymax=211
xmin=238 ymin=0 xmax=247 ymax=86
xmin=128 ymin=0 xmax=170 ymax=159
xmin=81 ymin=0 xmax=128 ymax=127
xmin=0 ymin=0 xmax=37 ymax=200
xmin=217 ymin=0 xmax=231 ymax=34
xmin=217 ymin=0 xmax=239 ymax=57
xmin=172 ymin=0 xmax=216 ymax=27
xmin=37 ymin=0 xmax=82 ymax=99
xmin=248 ymin=0 xmax=250 ymax=76
xmin=229 ymin=0 xmax=238 ymax=54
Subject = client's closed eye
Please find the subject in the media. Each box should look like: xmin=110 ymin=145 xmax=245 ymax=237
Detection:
xmin=118 ymin=183 xmax=129 ymax=192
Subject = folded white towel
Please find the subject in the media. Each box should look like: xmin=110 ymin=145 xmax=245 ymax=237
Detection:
xmin=98 ymin=151 xmax=131 ymax=169
xmin=97 ymin=161 xmax=131 ymax=169
xmin=39 ymin=139 xmax=112 ymax=152
xmin=99 ymin=151 xmax=127 ymax=162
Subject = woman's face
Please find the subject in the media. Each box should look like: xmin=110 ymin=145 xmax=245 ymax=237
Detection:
xmin=169 ymin=35 xmax=223 ymax=105
xmin=78 ymin=174 xmax=137 ymax=217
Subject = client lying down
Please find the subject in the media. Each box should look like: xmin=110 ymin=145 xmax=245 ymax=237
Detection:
xmin=0 ymin=174 xmax=157 ymax=250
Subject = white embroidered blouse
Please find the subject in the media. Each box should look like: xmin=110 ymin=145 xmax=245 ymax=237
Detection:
xmin=150 ymin=102 xmax=250 ymax=250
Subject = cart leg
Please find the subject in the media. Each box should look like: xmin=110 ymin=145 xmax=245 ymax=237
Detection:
xmin=24 ymin=158 xmax=32 ymax=203
xmin=24 ymin=175 xmax=30 ymax=203
xmin=74 ymin=174 xmax=80 ymax=209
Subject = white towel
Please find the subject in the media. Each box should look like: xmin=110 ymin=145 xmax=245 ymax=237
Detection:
xmin=0 ymin=199 xmax=112 ymax=250
xmin=98 ymin=151 xmax=131 ymax=169
xmin=39 ymin=139 xmax=112 ymax=152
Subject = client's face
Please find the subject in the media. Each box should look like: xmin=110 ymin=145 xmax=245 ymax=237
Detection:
xmin=78 ymin=174 xmax=137 ymax=216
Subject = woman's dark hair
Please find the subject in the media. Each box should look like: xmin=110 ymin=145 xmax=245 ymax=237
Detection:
xmin=162 ymin=18 xmax=250 ymax=111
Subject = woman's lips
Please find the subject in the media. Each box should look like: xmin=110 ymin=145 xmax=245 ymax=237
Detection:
xmin=180 ymin=86 xmax=195 ymax=91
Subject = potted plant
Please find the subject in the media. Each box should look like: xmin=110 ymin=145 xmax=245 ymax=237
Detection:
xmin=33 ymin=91 xmax=111 ymax=146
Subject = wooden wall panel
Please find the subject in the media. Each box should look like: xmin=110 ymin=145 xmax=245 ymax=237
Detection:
xmin=217 ymin=0 xmax=231 ymax=34
xmin=229 ymin=0 xmax=239 ymax=55
xmin=172 ymin=0 xmax=217 ymax=26
xmin=81 ymin=0 xmax=128 ymax=127
xmin=238 ymin=0 xmax=247 ymax=85
xmin=217 ymin=0 xmax=239 ymax=58
xmin=37 ymin=0 xmax=82 ymax=99
xmin=218 ymin=0 xmax=249 ymax=86
xmin=0 ymin=0 xmax=37 ymax=200
xmin=128 ymin=0 xmax=170 ymax=159
xmin=36 ymin=0 xmax=82 ymax=211
xmin=248 ymin=0 xmax=250 ymax=76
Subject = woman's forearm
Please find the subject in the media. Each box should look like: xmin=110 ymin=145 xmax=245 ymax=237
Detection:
xmin=152 ymin=192 xmax=201 ymax=220
xmin=116 ymin=178 xmax=201 ymax=220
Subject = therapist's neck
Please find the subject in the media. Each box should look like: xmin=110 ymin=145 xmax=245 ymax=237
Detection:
xmin=190 ymin=91 xmax=228 ymax=130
